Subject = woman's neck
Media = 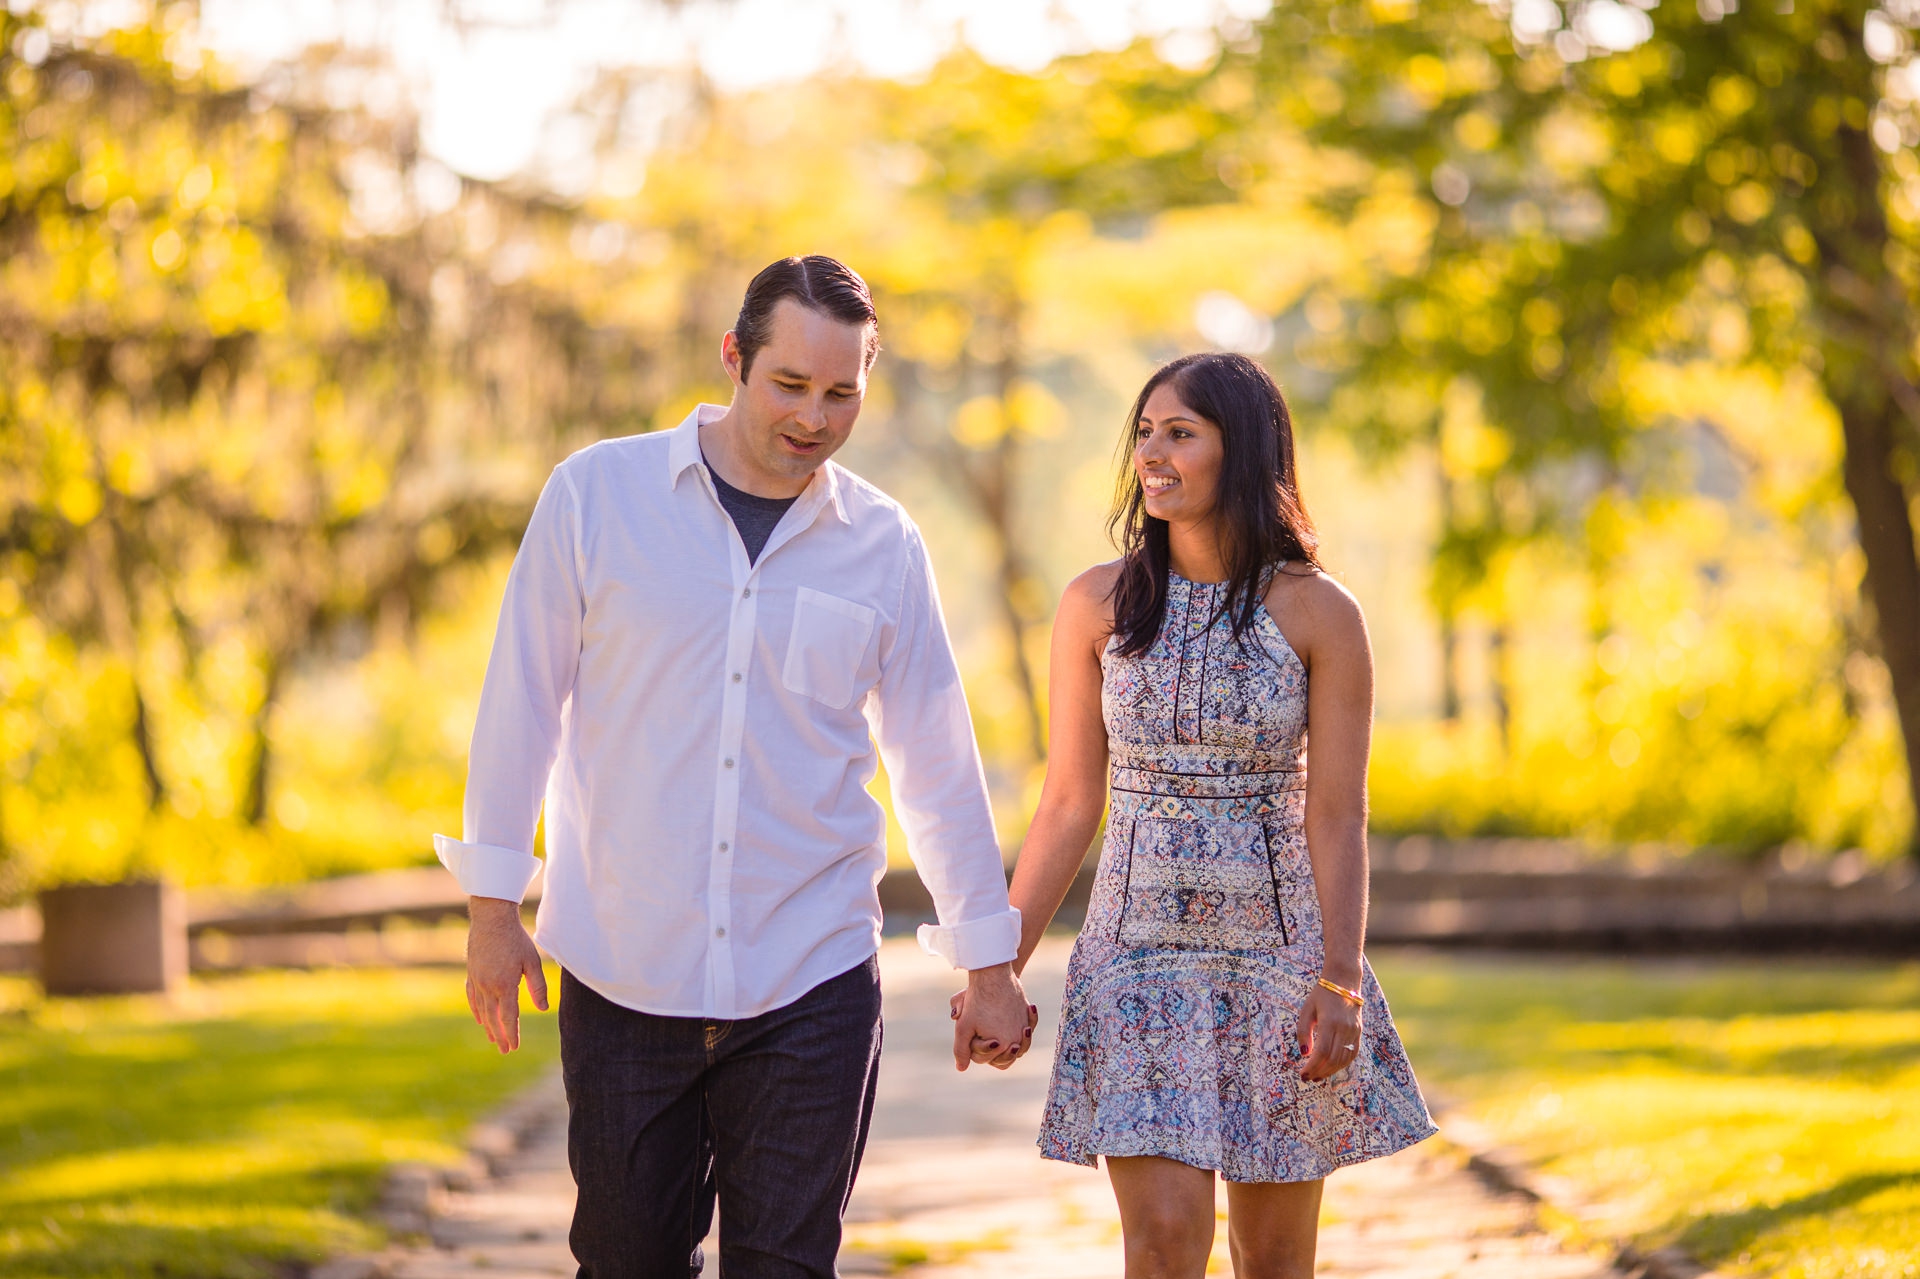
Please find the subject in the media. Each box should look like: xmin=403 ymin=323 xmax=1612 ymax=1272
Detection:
xmin=1165 ymin=520 xmax=1228 ymax=584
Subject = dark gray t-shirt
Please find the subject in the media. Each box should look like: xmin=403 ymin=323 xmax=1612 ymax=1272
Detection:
xmin=704 ymin=454 xmax=799 ymax=565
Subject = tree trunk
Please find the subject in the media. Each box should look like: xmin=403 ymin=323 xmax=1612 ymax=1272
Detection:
xmin=1434 ymin=460 xmax=1462 ymax=721
xmin=895 ymin=348 xmax=1049 ymax=766
xmin=1834 ymin=399 xmax=1920 ymax=840
xmin=1809 ymin=104 xmax=1920 ymax=856
xmin=941 ymin=302 xmax=1048 ymax=765
xmin=1438 ymin=613 xmax=1461 ymax=722
xmin=129 ymin=689 xmax=165 ymax=813
xmin=90 ymin=518 xmax=167 ymax=811
xmin=240 ymin=654 xmax=283 ymax=828
xmin=938 ymin=438 xmax=1048 ymax=763
xmin=1489 ymin=622 xmax=1513 ymax=756
xmin=0 ymin=762 xmax=10 ymax=894
xmin=955 ymin=400 xmax=1046 ymax=760
xmin=987 ymin=324 xmax=1048 ymax=764
xmin=989 ymin=508 xmax=1048 ymax=763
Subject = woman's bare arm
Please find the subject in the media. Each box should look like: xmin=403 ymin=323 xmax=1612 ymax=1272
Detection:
xmin=1006 ymin=563 xmax=1117 ymax=974
xmin=1266 ymin=569 xmax=1375 ymax=1079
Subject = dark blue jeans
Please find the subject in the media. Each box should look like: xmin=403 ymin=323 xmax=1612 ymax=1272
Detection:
xmin=558 ymin=957 xmax=883 ymax=1278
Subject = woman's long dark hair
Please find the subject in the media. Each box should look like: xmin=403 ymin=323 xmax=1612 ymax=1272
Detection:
xmin=1108 ymin=353 xmax=1320 ymax=657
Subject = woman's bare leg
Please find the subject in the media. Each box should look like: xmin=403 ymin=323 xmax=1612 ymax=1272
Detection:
xmin=1106 ymin=1156 xmax=1218 ymax=1278
xmin=1222 ymin=1178 xmax=1324 ymax=1279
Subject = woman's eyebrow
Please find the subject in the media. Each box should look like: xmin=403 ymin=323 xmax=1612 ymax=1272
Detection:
xmin=1139 ymin=414 xmax=1201 ymax=426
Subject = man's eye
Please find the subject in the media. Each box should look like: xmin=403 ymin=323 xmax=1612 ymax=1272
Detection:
xmin=829 ymin=390 xmax=855 ymax=400
xmin=776 ymin=382 xmax=803 ymax=393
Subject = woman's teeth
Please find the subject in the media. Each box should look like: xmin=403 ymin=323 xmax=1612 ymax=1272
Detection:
xmin=1144 ymin=475 xmax=1178 ymax=491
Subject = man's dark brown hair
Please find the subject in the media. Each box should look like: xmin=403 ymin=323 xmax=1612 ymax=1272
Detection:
xmin=733 ymin=255 xmax=880 ymax=381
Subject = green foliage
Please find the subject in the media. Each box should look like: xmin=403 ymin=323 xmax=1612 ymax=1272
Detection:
xmin=1242 ymin=0 xmax=1902 ymax=475
xmin=0 ymin=7 xmax=660 ymax=892
xmin=1230 ymin=0 xmax=1920 ymax=853
xmin=0 ymin=965 xmax=556 ymax=1278
xmin=1372 ymin=696 xmax=1908 ymax=854
xmin=4 ymin=2 xmax=1914 ymax=886
xmin=1368 ymin=496 xmax=1912 ymax=854
xmin=612 ymin=47 xmax=1242 ymax=788
xmin=1375 ymin=952 xmax=1920 ymax=1276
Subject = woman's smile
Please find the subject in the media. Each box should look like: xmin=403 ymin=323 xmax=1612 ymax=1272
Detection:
xmin=1133 ymin=382 xmax=1224 ymax=528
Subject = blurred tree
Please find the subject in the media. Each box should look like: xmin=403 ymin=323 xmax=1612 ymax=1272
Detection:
xmin=1238 ymin=0 xmax=1920 ymax=852
xmin=869 ymin=48 xmax=1240 ymax=762
xmin=0 ymin=6 xmax=656 ymax=868
xmin=589 ymin=47 xmax=1243 ymax=770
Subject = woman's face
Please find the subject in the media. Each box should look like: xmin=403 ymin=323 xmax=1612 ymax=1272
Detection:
xmin=1134 ymin=381 xmax=1224 ymax=527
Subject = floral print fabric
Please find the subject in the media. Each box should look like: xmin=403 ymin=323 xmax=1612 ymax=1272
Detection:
xmin=1038 ymin=572 xmax=1437 ymax=1182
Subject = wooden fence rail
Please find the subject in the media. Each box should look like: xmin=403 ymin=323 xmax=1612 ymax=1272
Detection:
xmin=3 ymin=837 xmax=1916 ymax=977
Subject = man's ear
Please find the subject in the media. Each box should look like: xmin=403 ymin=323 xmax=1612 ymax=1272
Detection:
xmin=721 ymin=330 xmax=745 ymax=386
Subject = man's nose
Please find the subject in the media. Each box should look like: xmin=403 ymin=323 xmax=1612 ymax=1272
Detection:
xmin=795 ymin=396 xmax=827 ymax=431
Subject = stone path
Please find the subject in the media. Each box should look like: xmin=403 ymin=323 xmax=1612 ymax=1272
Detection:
xmin=378 ymin=938 xmax=1626 ymax=1278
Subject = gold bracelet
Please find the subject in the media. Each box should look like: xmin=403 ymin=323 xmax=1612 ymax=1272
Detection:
xmin=1317 ymin=976 xmax=1363 ymax=1006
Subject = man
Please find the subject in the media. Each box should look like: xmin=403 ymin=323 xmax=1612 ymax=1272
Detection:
xmin=433 ymin=255 xmax=1034 ymax=1277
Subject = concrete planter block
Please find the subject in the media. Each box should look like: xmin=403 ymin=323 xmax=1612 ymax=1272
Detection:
xmin=39 ymin=880 xmax=187 ymax=996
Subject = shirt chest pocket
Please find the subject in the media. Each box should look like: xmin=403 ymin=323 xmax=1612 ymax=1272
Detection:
xmin=782 ymin=587 xmax=877 ymax=710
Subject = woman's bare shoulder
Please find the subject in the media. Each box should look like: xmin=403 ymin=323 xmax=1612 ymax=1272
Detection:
xmin=1264 ymin=563 xmax=1368 ymax=654
xmin=1058 ymin=559 xmax=1123 ymax=636
xmin=1066 ymin=558 xmax=1124 ymax=600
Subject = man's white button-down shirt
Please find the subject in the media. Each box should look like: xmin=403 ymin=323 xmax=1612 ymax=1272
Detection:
xmin=434 ymin=405 xmax=1021 ymax=1018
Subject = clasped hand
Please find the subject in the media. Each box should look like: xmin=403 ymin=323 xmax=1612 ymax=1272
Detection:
xmin=948 ymin=962 xmax=1039 ymax=1071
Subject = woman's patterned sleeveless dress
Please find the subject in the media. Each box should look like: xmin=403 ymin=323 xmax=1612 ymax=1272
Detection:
xmin=1038 ymin=571 xmax=1437 ymax=1182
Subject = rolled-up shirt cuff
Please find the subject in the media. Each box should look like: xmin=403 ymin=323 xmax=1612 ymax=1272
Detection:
xmin=433 ymin=834 xmax=544 ymax=904
xmin=916 ymin=907 xmax=1021 ymax=971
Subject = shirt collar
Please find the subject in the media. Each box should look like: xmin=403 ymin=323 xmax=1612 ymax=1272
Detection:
xmin=666 ymin=402 xmax=851 ymax=527
xmin=666 ymin=403 xmax=724 ymax=485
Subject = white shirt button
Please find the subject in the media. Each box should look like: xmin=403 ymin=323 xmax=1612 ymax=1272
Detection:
xmin=718 ymin=841 xmax=729 ymax=852
xmin=732 ymin=672 xmax=742 ymax=683
xmin=715 ymin=927 xmax=727 ymax=938
xmin=742 ymin=587 xmax=752 ymax=598
xmin=724 ymin=758 xmax=735 ymax=768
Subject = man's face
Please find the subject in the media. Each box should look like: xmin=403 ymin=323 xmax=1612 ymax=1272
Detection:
xmin=723 ymin=298 xmax=871 ymax=487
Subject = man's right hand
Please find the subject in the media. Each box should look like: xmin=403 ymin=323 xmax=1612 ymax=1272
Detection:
xmin=948 ymin=962 xmax=1037 ymax=1071
xmin=466 ymin=896 xmax=548 ymax=1053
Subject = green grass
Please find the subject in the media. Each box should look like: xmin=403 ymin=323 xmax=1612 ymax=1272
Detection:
xmin=1372 ymin=952 xmax=1920 ymax=1279
xmin=8 ymin=952 xmax=1915 ymax=1278
xmin=0 ymin=966 xmax=557 ymax=1279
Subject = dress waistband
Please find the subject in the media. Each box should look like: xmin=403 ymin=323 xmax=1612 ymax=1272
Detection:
xmin=1108 ymin=762 xmax=1306 ymax=800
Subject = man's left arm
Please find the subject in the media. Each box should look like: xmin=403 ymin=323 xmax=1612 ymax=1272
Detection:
xmin=868 ymin=529 xmax=1033 ymax=1071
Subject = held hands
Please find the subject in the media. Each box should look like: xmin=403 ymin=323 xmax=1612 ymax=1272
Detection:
xmin=948 ymin=962 xmax=1038 ymax=1071
xmin=466 ymin=896 xmax=548 ymax=1053
xmin=1294 ymin=977 xmax=1364 ymax=1082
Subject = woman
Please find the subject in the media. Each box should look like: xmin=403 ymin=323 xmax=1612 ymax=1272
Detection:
xmin=999 ymin=353 xmax=1435 ymax=1276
